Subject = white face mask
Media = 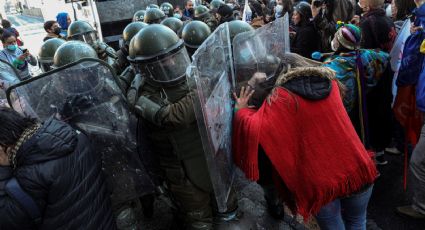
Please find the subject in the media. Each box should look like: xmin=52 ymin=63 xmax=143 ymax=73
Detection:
xmin=331 ymin=39 xmax=339 ymax=52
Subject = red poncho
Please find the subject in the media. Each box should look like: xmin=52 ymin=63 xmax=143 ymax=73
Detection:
xmin=232 ymin=80 xmax=378 ymax=219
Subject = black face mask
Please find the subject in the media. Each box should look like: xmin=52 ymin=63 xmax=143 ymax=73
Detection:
xmin=53 ymin=27 xmax=62 ymax=35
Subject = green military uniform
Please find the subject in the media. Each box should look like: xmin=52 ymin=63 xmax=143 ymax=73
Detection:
xmin=128 ymin=24 xmax=237 ymax=230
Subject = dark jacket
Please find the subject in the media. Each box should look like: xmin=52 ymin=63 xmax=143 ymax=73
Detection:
xmin=312 ymin=9 xmax=336 ymax=53
xmin=360 ymin=8 xmax=396 ymax=52
xmin=0 ymin=118 xmax=116 ymax=230
xmin=291 ymin=22 xmax=320 ymax=58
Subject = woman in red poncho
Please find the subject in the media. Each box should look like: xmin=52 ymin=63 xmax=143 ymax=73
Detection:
xmin=232 ymin=66 xmax=378 ymax=229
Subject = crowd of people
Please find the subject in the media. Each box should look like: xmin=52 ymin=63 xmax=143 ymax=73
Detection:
xmin=0 ymin=0 xmax=424 ymax=229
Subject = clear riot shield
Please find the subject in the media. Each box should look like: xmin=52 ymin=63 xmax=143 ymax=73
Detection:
xmin=0 ymin=59 xmax=20 ymax=107
xmin=186 ymin=23 xmax=235 ymax=213
xmin=7 ymin=58 xmax=155 ymax=206
xmin=232 ymin=14 xmax=290 ymax=87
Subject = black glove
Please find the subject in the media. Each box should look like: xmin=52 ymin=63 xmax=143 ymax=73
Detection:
xmin=60 ymin=95 xmax=95 ymax=120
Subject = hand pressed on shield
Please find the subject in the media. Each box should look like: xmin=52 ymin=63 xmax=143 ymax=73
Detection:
xmin=233 ymin=86 xmax=255 ymax=111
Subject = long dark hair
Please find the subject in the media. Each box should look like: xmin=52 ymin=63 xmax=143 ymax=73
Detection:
xmin=0 ymin=107 xmax=37 ymax=148
xmin=394 ymin=0 xmax=415 ymax=20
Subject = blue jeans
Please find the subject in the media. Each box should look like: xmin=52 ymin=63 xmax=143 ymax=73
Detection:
xmin=315 ymin=185 xmax=374 ymax=230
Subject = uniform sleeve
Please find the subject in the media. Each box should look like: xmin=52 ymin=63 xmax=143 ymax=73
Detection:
xmin=158 ymin=92 xmax=197 ymax=128
xmin=0 ymin=167 xmax=34 ymax=229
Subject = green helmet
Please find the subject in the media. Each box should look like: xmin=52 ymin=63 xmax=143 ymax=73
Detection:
xmin=128 ymin=24 xmax=190 ymax=84
xmin=194 ymin=5 xmax=210 ymax=20
xmin=123 ymin=22 xmax=148 ymax=45
xmin=67 ymin=21 xmax=98 ymax=44
xmin=228 ymin=20 xmax=254 ymax=41
xmin=144 ymin=8 xmax=166 ymax=24
xmin=161 ymin=17 xmax=183 ymax=35
xmin=160 ymin=2 xmax=174 ymax=17
xmin=53 ymin=41 xmax=98 ymax=68
xmin=38 ymin=38 xmax=66 ymax=72
xmin=182 ymin=21 xmax=211 ymax=49
xmin=209 ymin=0 xmax=225 ymax=11
xmin=133 ymin=10 xmax=146 ymax=22
xmin=146 ymin=4 xmax=159 ymax=9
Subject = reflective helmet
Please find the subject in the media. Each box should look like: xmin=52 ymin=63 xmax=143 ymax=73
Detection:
xmin=67 ymin=21 xmax=98 ymax=45
xmin=53 ymin=41 xmax=98 ymax=68
xmin=38 ymin=38 xmax=66 ymax=72
xmin=194 ymin=5 xmax=210 ymax=20
xmin=209 ymin=0 xmax=225 ymax=11
xmin=133 ymin=10 xmax=146 ymax=22
xmin=161 ymin=17 xmax=184 ymax=35
xmin=128 ymin=24 xmax=190 ymax=85
xmin=160 ymin=2 xmax=174 ymax=17
xmin=144 ymin=8 xmax=166 ymax=24
xmin=182 ymin=21 xmax=211 ymax=49
xmin=146 ymin=4 xmax=159 ymax=9
xmin=228 ymin=20 xmax=254 ymax=41
xmin=123 ymin=22 xmax=148 ymax=46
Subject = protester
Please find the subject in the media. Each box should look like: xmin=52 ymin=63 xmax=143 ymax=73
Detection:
xmin=0 ymin=107 xmax=116 ymax=229
xmin=216 ymin=4 xmax=236 ymax=23
xmin=394 ymin=0 xmax=425 ymax=219
xmin=1 ymin=19 xmax=23 ymax=46
xmin=318 ymin=24 xmax=393 ymax=164
xmin=183 ymin=0 xmax=195 ymax=19
xmin=359 ymin=0 xmax=396 ymax=52
xmin=311 ymin=0 xmax=337 ymax=52
xmin=290 ymin=2 xmax=320 ymax=58
xmin=56 ymin=12 xmax=71 ymax=38
xmin=232 ymin=65 xmax=378 ymax=229
xmin=0 ymin=32 xmax=37 ymax=80
xmin=43 ymin=20 xmax=64 ymax=42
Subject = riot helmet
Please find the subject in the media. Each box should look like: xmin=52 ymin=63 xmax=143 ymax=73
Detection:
xmin=160 ymin=2 xmax=174 ymax=17
xmin=228 ymin=20 xmax=254 ymax=41
xmin=52 ymin=41 xmax=101 ymax=94
xmin=146 ymin=4 xmax=159 ymax=9
xmin=53 ymin=41 xmax=98 ymax=68
xmin=194 ymin=5 xmax=210 ymax=20
xmin=133 ymin=10 xmax=146 ymax=22
xmin=67 ymin=21 xmax=98 ymax=46
xmin=144 ymin=8 xmax=166 ymax=24
xmin=123 ymin=22 xmax=148 ymax=46
xmin=161 ymin=17 xmax=184 ymax=35
xmin=182 ymin=21 xmax=211 ymax=56
xmin=38 ymin=38 xmax=66 ymax=72
xmin=209 ymin=0 xmax=225 ymax=12
xmin=128 ymin=24 xmax=190 ymax=85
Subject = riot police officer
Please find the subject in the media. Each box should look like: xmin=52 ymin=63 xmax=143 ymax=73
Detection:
xmin=133 ymin=10 xmax=146 ymax=22
xmin=37 ymin=38 xmax=66 ymax=72
xmin=52 ymin=41 xmax=155 ymax=230
xmin=182 ymin=21 xmax=211 ymax=57
xmin=161 ymin=17 xmax=184 ymax=37
xmin=160 ymin=2 xmax=174 ymax=17
xmin=194 ymin=5 xmax=218 ymax=31
xmin=67 ymin=21 xmax=118 ymax=64
xmin=114 ymin=21 xmax=148 ymax=90
xmin=144 ymin=8 xmax=166 ymax=24
xmin=128 ymin=24 xmax=238 ymax=229
xmin=228 ymin=20 xmax=254 ymax=41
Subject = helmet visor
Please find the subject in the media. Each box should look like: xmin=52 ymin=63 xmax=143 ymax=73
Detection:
xmin=68 ymin=32 xmax=98 ymax=45
xmin=137 ymin=48 xmax=190 ymax=84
